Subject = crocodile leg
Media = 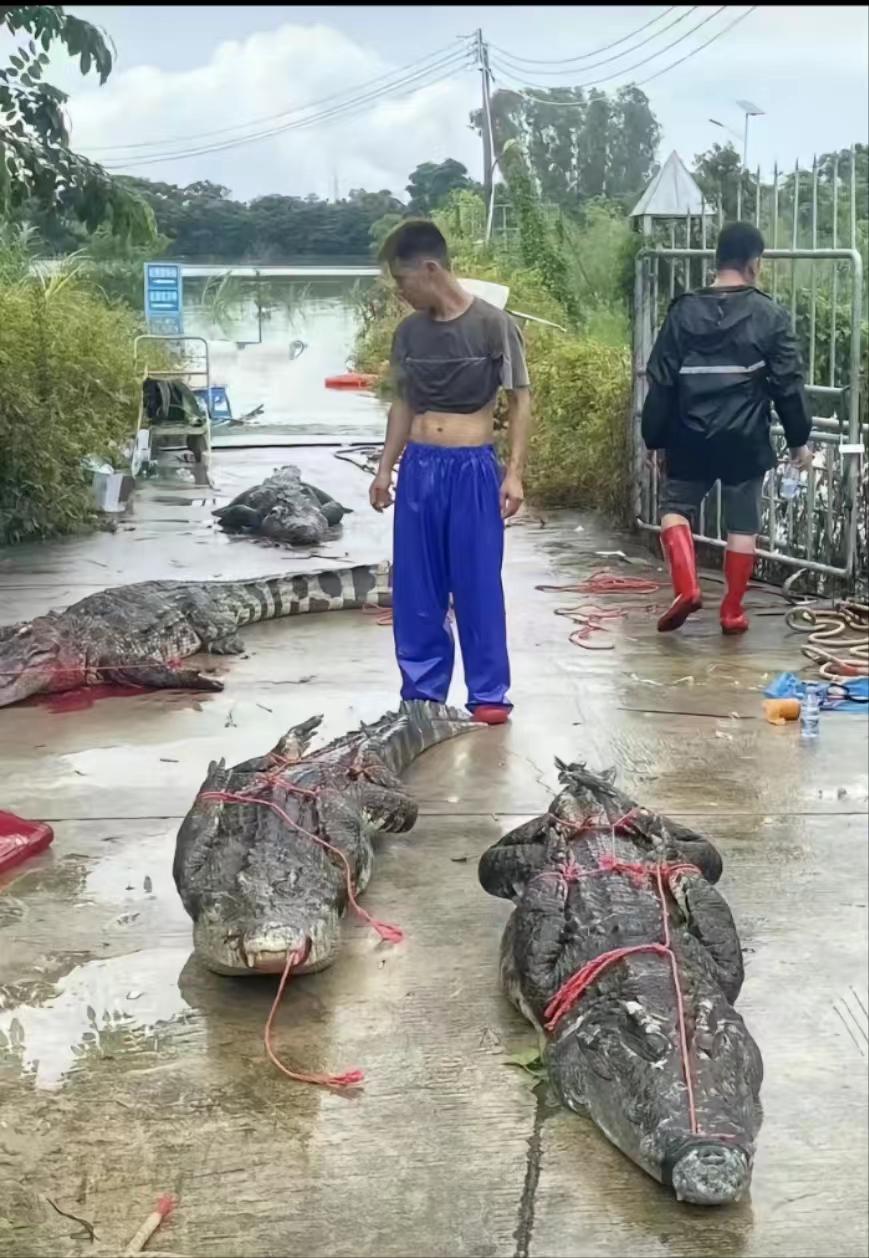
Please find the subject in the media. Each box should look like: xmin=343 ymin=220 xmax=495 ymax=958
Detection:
xmin=101 ymin=661 xmax=224 ymax=693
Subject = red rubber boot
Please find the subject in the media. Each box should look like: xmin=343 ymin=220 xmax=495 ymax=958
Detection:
xmin=720 ymin=550 xmax=755 ymax=635
xmin=657 ymin=523 xmax=703 ymax=632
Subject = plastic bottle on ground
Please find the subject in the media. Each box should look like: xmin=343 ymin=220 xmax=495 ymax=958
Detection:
xmin=800 ymin=683 xmax=822 ymax=740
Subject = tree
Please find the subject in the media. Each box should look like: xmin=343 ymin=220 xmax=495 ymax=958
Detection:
xmin=406 ymin=158 xmax=476 ymax=214
xmin=0 ymin=6 xmax=154 ymax=241
xmin=471 ymin=83 xmax=660 ymax=211
xmin=369 ymin=212 xmax=403 ymax=254
xmin=692 ymin=142 xmax=744 ymax=221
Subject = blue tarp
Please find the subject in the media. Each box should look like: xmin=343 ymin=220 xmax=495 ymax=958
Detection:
xmin=764 ymin=672 xmax=869 ymax=714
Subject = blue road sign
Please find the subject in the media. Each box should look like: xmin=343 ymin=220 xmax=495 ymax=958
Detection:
xmin=144 ymin=262 xmax=183 ymax=335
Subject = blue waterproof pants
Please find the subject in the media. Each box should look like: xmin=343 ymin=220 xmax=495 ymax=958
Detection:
xmin=392 ymin=443 xmax=511 ymax=711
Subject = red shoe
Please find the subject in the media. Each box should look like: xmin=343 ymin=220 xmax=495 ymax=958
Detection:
xmin=471 ymin=705 xmax=511 ymax=725
xmin=720 ymin=550 xmax=755 ymax=635
xmin=657 ymin=523 xmax=703 ymax=632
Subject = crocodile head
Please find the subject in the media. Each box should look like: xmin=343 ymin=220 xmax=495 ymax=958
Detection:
xmin=545 ymin=964 xmax=762 ymax=1204
xmin=192 ymin=895 xmax=343 ymax=977
xmin=174 ymin=716 xmax=349 ymax=977
xmin=0 ymin=617 xmax=73 ymax=708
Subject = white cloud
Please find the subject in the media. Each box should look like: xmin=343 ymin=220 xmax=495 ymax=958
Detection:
xmin=64 ymin=23 xmax=481 ymax=201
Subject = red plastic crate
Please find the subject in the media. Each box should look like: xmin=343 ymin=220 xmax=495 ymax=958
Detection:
xmin=0 ymin=810 xmax=54 ymax=875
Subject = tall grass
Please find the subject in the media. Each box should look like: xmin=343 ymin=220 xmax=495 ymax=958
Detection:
xmin=0 ymin=231 xmax=151 ymax=543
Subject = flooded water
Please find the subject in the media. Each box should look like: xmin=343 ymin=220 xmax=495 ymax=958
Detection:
xmin=182 ymin=276 xmax=387 ymax=441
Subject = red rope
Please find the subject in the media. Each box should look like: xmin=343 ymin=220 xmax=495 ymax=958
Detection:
xmin=197 ymin=776 xmax=404 ymax=1091
xmin=541 ymin=860 xmax=700 ymax=1135
xmin=536 ymin=570 xmax=663 ymax=649
xmin=536 ymin=570 xmax=662 ymax=596
xmin=198 ymin=789 xmax=404 ymax=945
xmin=263 ymin=945 xmax=365 ymax=1090
xmin=362 ymin=606 xmax=393 ymax=626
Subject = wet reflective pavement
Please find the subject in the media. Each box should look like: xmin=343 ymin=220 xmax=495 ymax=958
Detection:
xmin=0 ymin=449 xmax=866 ymax=1257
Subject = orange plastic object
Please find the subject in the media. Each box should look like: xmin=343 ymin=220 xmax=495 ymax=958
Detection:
xmin=762 ymin=698 xmax=802 ymax=726
xmin=324 ymin=373 xmax=379 ymax=391
xmin=0 ymin=810 xmax=54 ymax=875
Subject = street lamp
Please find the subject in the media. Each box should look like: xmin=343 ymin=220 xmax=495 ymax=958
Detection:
xmin=709 ymin=117 xmax=742 ymax=143
xmin=735 ymin=99 xmax=765 ymax=172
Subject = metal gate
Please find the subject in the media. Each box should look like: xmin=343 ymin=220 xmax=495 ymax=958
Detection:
xmin=630 ymin=148 xmax=866 ymax=580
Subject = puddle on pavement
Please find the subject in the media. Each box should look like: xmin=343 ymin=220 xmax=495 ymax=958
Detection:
xmin=0 ymin=947 xmax=192 ymax=1088
xmin=152 ymin=495 xmax=218 ymax=507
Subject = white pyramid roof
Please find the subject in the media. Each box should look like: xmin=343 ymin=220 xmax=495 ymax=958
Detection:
xmin=630 ymin=151 xmax=708 ymax=219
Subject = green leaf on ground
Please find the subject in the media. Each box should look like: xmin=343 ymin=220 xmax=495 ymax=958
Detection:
xmin=503 ymin=1047 xmax=548 ymax=1084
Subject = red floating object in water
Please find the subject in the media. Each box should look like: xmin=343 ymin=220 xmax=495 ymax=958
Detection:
xmin=0 ymin=810 xmax=54 ymax=875
xmin=324 ymin=372 xmax=379 ymax=391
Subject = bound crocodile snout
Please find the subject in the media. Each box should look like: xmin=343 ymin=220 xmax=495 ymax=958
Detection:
xmin=671 ymin=1143 xmax=751 ymax=1205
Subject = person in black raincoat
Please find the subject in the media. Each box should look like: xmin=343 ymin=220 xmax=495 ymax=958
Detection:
xmin=641 ymin=222 xmax=813 ymax=635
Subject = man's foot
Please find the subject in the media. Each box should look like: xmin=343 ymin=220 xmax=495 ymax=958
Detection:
xmin=657 ymin=523 xmax=703 ymax=633
xmin=720 ymin=550 xmax=755 ymax=635
xmin=471 ymin=705 xmax=511 ymax=725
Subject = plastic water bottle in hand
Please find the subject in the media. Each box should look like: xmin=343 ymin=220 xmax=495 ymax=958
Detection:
xmin=781 ymin=461 xmax=802 ymax=501
xmin=801 ymin=683 xmax=821 ymax=740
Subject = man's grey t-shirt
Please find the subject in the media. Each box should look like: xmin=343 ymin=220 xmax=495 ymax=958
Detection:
xmin=390 ymin=297 xmax=530 ymax=415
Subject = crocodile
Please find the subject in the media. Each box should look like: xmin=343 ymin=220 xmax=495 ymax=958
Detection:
xmin=173 ymin=699 xmax=478 ymax=975
xmin=479 ymin=761 xmax=763 ymax=1206
xmin=0 ymin=561 xmax=391 ymax=709
xmin=213 ymin=465 xmax=351 ymax=546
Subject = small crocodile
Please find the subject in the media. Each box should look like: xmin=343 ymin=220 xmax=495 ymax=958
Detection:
xmin=0 ymin=561 xmax=391 ymax=708
xmin=479 ymin=761 xmax=763 ymax=1206
xmin=213 ymin=465 xmax=351 ymax=546
xmin=174 ymin=700 xmax=478 ymax=975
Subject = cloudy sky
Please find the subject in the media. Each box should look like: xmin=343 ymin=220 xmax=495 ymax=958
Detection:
xmin=26 ymin=4 xmax=869 ymax=202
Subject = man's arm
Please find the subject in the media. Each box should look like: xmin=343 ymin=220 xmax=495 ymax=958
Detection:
xmin=500 ymin=387 xmax=531 ymax=518
xmin=641 ymin=308 xmax=681 ymax=450
xmin=370 ymin=322 xmax=413 ymax=511
xmin=370 ymin=398 xmax=414 ymax=511
xmin=500 ymin=316 xmax=532 ymax=518
xmin=766 ymin=306 xmax=813 ymax=463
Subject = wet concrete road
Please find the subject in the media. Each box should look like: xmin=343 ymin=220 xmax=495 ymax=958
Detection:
xmin=0 ymin=449 xmax=866 ymax=1258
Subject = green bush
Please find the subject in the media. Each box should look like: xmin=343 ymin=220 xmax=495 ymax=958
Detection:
xmin=521 ymin=331 xmax=631 ymax=515
xmin=0 ymin=255 xmax=148 ymax=543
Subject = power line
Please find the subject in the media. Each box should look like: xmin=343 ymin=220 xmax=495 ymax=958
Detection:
xmin=635 ymin=5 xmax=757 ymax=84
xmin=489 ymin=6 xmax=679 ymax=66
xmin=89 ymin=39 xmax=473 ymax=153
xmin=491 ymin=6 xmax=698 ymax=75
xmin=488 ymin=5 xmax=729 ymax=99
xmin=102 ymin=52 xmax=473 ymax=169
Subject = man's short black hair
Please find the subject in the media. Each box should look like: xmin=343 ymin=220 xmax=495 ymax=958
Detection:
xmin=715 ymin=221 xmax=765 ymax=271
xmin=378 ymin=218 xmax=451 ymax=268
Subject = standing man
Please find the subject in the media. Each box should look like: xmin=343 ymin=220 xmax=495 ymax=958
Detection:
xmin=642 ymin=221 xmax=813 ymax=635
xmin=369 ymin=220 xmax=532 ymax=724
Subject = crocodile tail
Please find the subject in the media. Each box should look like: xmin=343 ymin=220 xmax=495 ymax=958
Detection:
xmin=375 ymin=698 xmax=480 ymax=777
xmin=226 ymin=561 xmax=392 ymax=622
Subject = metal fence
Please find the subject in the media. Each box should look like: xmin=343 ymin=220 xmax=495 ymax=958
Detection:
xmin=631 ymin=146 xmax=867 ymax=582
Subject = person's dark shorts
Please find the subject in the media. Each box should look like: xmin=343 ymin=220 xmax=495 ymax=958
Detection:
xmin=660 ymin=476 xmax=763 ymax=534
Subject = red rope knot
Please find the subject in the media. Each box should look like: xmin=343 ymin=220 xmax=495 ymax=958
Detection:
xmin=530 ymin=857 xmax=584 ymax=890
xmin=596 ymin=856 xmax=701 ymax=886
xmin=550 ymin=805 xmax=640 ymax=839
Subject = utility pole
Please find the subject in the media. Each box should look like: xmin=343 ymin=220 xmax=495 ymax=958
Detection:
xmin=474 ymin=28 xmax=496 ymax=242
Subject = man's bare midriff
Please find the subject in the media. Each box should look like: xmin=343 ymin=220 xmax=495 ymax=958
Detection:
xmin=409 ymin=403 xmax=497 ymax=447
